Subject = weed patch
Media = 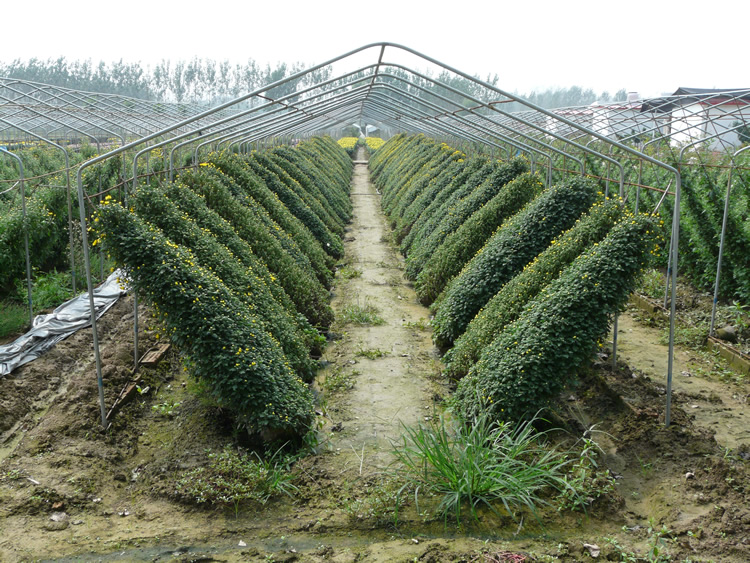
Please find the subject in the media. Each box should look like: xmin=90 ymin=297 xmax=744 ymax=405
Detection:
xmin=340 ymin=300 xmax=385 ymax=326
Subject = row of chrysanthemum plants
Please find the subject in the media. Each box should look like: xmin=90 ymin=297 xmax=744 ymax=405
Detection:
xmin=337 ymin=136 xmax=386 ymax=157
xmin=92 ymin=136 xmax=351 ymax=441
xmin=371 ymin=134 xmax=663 ymax=421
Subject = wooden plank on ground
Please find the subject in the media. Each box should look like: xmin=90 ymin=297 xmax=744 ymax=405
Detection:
xmin=139 ymin=343 xmax=171 ymax=367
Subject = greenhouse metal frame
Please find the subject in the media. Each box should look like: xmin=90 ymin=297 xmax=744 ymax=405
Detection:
xmin=2 ymin=42 xmax=749 ymax=429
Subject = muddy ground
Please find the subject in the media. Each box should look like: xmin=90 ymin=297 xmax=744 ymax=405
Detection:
xmin=0 ymin=155 xmax=748 ymax=562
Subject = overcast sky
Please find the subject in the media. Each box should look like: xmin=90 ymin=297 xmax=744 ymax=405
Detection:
xmin=4 ymin=0 xmax=746 ymax=98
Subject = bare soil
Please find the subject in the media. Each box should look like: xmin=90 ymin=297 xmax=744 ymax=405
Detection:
xmin=0 ymin=155 xmax=748 ymax=562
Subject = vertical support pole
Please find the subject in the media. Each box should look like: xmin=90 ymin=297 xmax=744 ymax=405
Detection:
xmin=76 ymin=167 xmax=108 ymax=429
xmin=666 ymin=173 xmax=681 ymax=427
xmin=709 ymin=165 xmax=734 ymax=336
xmin=64 ymin=153 xmax=77 ymax=294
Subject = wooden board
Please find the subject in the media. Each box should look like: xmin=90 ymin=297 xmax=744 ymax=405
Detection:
xmin=139 ymin=343 xmax=171 ymax=367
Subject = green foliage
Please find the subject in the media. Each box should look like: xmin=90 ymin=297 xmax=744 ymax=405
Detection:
xmin=271 ymin=144 xmax=352 ymax=223
xmin=0 ymin=186 xmax=69 ymax=292
xmin=398 ymin=158 xmax=482 ymax=246
xmin=175 ymin=446 xmax=296 ymax=514
xmin=254 ymin=151 xmax=344 ymax=237
xmin=0 ymin=299 xmax=28 ymax=339
xmin=414 ymin=171 xmax=543 ymax=305
xmin=455 ymin=214 xmax=658 ymax=422
xmin=340 ymin=299 xmax=385 ymax=326
xmin=402 ymin=158 xmax=493 ymax=259
xmin=321 ymin=366 xmax=358 ymax=393
xmin=93 ymin=199 xmax=314 ymax=438
xmin=15 ymin=268 xmax=74 ymax=312
xmin=179 ymin=166 xmax=334 ymax=330
xmin=207 ymin=151 xmax=335 ymax=287
xmin=407 ymin=158 xmax=530 ymax=283
xmin=390 ymin=411 xmax=574 ymax=524
xmin=444 ymin=198 xmax=625 ymax=379
xmin=158 ymin=179 xmax=301 ymax=323
xmin=337 ymin=265 xmax=362 ymax=279
xmin=431 ymin=177 xmax=600 ymax=347
xmin=383 ymin=143 xmax=463 ymax=222
xmin=131 ymin=183 xmax=317 ymax=381
xmin=245 ymin=153 xmax=344 ymax=259
xmin=355 ymin=347 xmax=388 ymax=359
xmin=557 ymin=434 xmax=617 ymax=512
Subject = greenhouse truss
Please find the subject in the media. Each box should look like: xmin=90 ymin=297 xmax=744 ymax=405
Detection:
xmin=1 ymin=42 xmax=749 ymax=428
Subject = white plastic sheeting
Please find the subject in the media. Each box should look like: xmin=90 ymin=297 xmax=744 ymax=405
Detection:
xmin=0 ymin=270 xmax=127 ymax=376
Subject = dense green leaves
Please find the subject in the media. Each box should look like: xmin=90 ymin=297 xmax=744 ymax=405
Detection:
xmin=414 ymin=170 xmax=541 ymax=305
xmin=431 ymin=177 xmax=599 ymax=347
xmin=179 ymin=167 xmax=334 ymax=330
xmin=454 ymin=214 xmax=659 ymax=422
xmin=93 ymin=200 xmax=314 ymax=438
xmin=87 ymin=136 xmax=353 ymax=438
xmin=131 ymin=183 xmax=317 ymax=381
xmin=444 ymin=199 xmax=625 ymax=379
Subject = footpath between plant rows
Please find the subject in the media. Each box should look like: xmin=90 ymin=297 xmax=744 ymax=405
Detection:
xmin=314 ymin=148 xmax=446 ymax=475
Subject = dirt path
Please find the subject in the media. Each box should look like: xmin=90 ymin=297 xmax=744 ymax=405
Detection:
xmin=317 ymin=148 xmax=442 ymax=474
xmin=613 ymin=310 xmax=749 ymax=450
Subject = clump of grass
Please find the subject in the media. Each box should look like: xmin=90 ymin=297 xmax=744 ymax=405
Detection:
xmin=340 ymin=300 xmax=385 ymax=326
xmin=2 ymin=268 xmax=76 ymax=340
xmin=321 ymin=367 xmax=358 ymax=393
xmin=345 ymin=476 xmax=403 ymax=526
xmin=355 ymin=347 xmax=388 ymax=359
xmin=338 ymin=265 xmax=362 ymax=280
xmin=390 ymin=411 xmax=574 ymax=525
xmin=636 ymin=268 xmax=665 ymax=300
xmin=21 ymin=269 xmax=74 ymax=310
xmin=403 ymin=318 xmax=430 ymax=331
xmin=175 ymin=445 xmax=296 ymax=517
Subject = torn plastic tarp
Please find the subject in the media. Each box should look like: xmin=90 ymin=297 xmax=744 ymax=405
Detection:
xmin=0 ymin=270 xmax=128 ymax=376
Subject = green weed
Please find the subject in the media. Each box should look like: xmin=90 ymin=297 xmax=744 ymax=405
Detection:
xmin=558 ymin=431 xmax=617 ymax=512
xmin=390 ymin=411 xmax=574 ymax=525
xmin=345 ymin=476 xmax=403 ymax=527
xmin=321 ymin=367 xmax=358 ymax=393
xmin=338 ymin=265 xmax=362 ymax=280
xmin=0 ymin=299 xmax=28 ymax=340
xmin=175 ymin=445 xmax=296 ymax=517
xmin=340 ymin=300 xmax=385 ymax=326
xmin=355 ymin=347 xmax=388 ymax=359
xmin=403 ymin=318 xmax=429 ymax=331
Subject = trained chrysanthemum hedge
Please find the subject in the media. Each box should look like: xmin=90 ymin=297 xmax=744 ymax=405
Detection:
xmin=131 ymin=183 xmax=317 ymax=381
xmin=397 ymin=158 xmax=485 ymax=247
xmin=245 ymin=154 xmax=345 ymax=259
xmin=91 ymin=136 xmax=351 ymax=439
xmin=431 ymin=177 xmax=599 ymax=348
xmin=402 ymin=159 xmax=493 ymax=261
xmin=443 ymin=198 xmax=625 ymax=380
xmin=414 ymin=172 xmax=544 ymax=305
xmin=371 ymin=133 xmax=662 ymax=423
xmin=179 ymin=166 xmax=334 ymax=330
xmin=93 ymin=199 xmax=315 ymax=438
xmin=207 ymin=151 xmax=335 ymax=286
xmin=337 ymin=137 xmax=358 ymax=155
xmin=454 ymin=214 xmax=660 ymax=421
